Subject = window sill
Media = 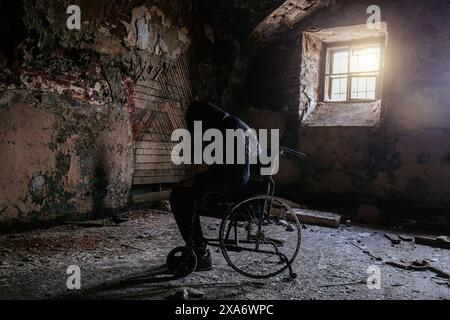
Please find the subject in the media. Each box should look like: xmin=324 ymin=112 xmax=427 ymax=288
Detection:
xmin=301 ymin=100 xmax=381 ymax=127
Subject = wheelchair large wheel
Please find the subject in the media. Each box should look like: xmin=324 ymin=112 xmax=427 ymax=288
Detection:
xmin=219 ymin=195 xmax=301 ymax=279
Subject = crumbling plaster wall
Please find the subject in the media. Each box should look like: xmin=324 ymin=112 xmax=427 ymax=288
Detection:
xmin=0 ymin=0 xmax=215 ymax=228
xmin=240 ymin=0 xmax=450 ymax=216
xmin=0 ymin=90 xmax=133 ymax=225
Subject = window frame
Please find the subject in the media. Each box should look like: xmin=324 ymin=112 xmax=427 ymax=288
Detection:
xmin=321 ymin=38 xmax=385 ymax=103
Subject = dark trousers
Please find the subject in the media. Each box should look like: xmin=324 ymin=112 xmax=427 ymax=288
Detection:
xmin=169 ymin=181 xmax=239 ymax=255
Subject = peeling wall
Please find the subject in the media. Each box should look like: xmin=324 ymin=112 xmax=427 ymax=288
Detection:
xmin=0 ymin=0 xmax=217 ymax=228
xmin=124 ymin=5 xmax=190 ymax=58
xmin=0 ymin=90 xmax=133 ymax=225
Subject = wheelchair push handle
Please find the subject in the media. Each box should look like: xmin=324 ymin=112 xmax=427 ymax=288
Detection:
xmin=279 ymin=146 xmax=306 ymax=159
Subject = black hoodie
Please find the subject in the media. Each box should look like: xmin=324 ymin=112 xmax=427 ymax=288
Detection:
xmin=186 ymin=101 xmax=258 ymax=187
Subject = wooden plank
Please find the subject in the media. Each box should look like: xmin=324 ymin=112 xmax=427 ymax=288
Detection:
xmin=132 ymin=176 xmax=186 ymax=185
xmin=385 ymin=233 xmax=401 ymax=245
xmin=133 ymin=100 xmax=186 ymax=112
xmin=134 ymin=162 xmax=186 ymax=170
xmin=130 ymin=190 xmax=172 ymax=203
xmin=134 ymin=141 xmax=175 ymax=150
xmin=133 ymin=168 xmax=191 ymax=177
xmin=140 ymin=132 xmax=170 ymax=142
xmin=415 ymin=236 xmax=450 ymax=250
xmin=133 ymin=91 xmax=167 ymax=102
xmin=135 ymin=78 xmax=160 ymax=90
xmin=135 ymin=154 xmax=173 ymax=163
xmin=292 ymin=208 xmax=341 ymax=228
xmin=399 ymin=235 xmax=413 ymax=242
xmin=140 ymin=130 xmax=182 ymax=137
xmin=165 ymin=101 xmax=182 ymax=109
xmin=133 ymin=99 xmax=165 ymax=111
xmin=134 ymin=85 xmax=162 ymax=95
xmin=134 ymin=149 xmax=172 ymax=155
xmin=133 ymin=95 xmax=164 ymax=105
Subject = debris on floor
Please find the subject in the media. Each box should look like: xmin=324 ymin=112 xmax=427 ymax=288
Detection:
xmin=64 ymin=219 xmax=114 ymax=228
xmin=167 ymin=287 xmax=205 ymax=300
xmin=385 ymin=260 xmax=450 ymax=285
xmin=0 ymin=209 xmax=449 ymax=300
xmin=64 ymin=215 xmax=130 ymax=228
xmin=319 ymin=279 xmax=365 ymax=288
xmin=385 ymin=233 xmax=401 ymax=245
xmin=415 ymin=235 xmax=450 ymax=250
xmin=399 ymin=235 xmax=413 ymax=242
xmin=292 ymin=209 xmax=341 ymax=228
xmin=350 ymin=241 xmax=383 ymax=261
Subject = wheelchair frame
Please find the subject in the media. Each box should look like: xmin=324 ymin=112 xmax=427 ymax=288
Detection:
xmin=167 ymin=147 xmax=305 ymax=279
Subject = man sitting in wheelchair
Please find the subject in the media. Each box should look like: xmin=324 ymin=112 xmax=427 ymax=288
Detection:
xmin=169 ymin=101 xmax=260 ymax=272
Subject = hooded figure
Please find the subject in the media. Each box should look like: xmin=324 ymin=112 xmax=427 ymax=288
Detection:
xmin=186 ymin=101 xmax=229 ymax=131
xmin=169 ymin=101 xmax=260 ymax=271
xmin=186 ymin=101 xmax=259 ymax=187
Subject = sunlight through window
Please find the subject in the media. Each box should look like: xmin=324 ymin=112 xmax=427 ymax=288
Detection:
xmin=324 ymin=43 xmax=381 ymax=102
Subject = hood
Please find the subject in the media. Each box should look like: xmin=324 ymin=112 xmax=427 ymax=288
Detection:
xmin=186 ymin=101 xmax=229 ymax=131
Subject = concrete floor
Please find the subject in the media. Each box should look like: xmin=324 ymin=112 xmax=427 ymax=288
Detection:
xmin=0 ymin=208 xmax=449 ymax=300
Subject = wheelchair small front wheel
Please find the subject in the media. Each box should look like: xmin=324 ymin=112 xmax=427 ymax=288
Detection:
xmin=166 ymin=246 xmax=197 ymax=278
xmin=219 ymin=195 xmax=301 ymax=279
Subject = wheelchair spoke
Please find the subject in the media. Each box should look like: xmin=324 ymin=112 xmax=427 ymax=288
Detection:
xmin=243 ymin=205 xmax=256 ymax=223
xmin=232 ymin=239 xmax=253 ymax=268
xmin=220 ymin=195 xmax=302 ymax=279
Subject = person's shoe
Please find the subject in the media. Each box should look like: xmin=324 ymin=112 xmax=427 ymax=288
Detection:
xmin=195 ymin=249 xmax=213 ymax=271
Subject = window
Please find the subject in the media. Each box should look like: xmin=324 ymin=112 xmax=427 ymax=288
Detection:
xmin=300 ymin=24 xmax=387 ymax=126
xmin=324 ymin=43 xmax=382 ymax=102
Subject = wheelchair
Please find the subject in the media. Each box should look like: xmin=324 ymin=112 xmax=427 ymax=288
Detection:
xmin=167 ymin=147 xmax=305 ymax=280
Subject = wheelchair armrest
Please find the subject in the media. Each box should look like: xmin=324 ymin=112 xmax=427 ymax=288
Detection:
xmin=279 ymin=146 xmax=306 ymax=159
